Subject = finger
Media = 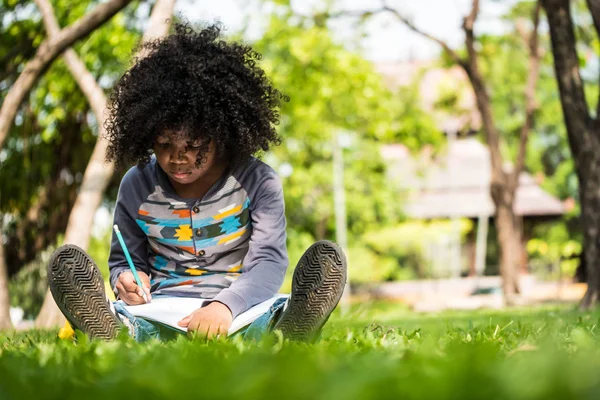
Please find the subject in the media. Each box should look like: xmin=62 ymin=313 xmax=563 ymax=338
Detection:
xmin=122 ymin=292 xmax=145 ymax=305
xmin=120 ymin=276 xmax=140 ymax=293
xmin=187 ymin=316 xmax=201 ymax=335
xmin=115 ymin=282 xmax=125 ymax=298
xmin=120 ymin=285 xmax=146 ymax=305
xmin=126 ymin=290 xmax=146 ymax=302
xmin=126 ymin=284 xmax=146 ymax=300
xmin=197 ymin=321 xmax=211 ymax=339
xmin=207 ymin=324 xmax=220 ymax=340
xmin=118 ymin=271 xmax=133 ymax=284
xmin=137 ymin=273 xmax=152 ymax=300
xmin=139 ymin=271 xmax=151 ymax=286
xmin=178 ymin=313 xmax=193 ymax=327
xmin=125 ymin=287 xmax=146 ymax=300
xmin=119 ymin=272 xmax=150 ymax=301
xmin=116 ymin=282 xmax=135 ymax=304
xmin=217 ymin=322 xmax=228 ymax=338
xmin=137 ymin=288 xmax=148 ymax=303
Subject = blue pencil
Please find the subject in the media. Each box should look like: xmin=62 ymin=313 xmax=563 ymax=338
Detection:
xmin=113 ymin=224 xmax=149 ymax=303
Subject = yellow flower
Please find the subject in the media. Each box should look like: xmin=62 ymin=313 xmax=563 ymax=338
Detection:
xmin=58 ymin=321 xmax=75 ymax=340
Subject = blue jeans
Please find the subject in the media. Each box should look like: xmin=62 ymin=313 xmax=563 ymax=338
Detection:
xmin=112 ymin=296 xmax=288 ymax=342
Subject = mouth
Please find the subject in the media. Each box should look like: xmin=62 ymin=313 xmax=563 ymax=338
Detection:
xmin=171 ymin=171 xmax=191 ymax=179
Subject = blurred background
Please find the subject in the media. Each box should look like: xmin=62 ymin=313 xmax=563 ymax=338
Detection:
xmin=0 ymin=0 xmax=594 ymax=328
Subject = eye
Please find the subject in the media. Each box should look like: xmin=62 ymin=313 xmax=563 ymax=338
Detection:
xmin=156 ymin=143 xmax=170 ymax=149
xmin=186 ymin=144 xmax=202 ymax=152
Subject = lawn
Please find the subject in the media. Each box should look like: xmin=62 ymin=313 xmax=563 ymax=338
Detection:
xmin=1 ymin=301 xmax=600 ymax=400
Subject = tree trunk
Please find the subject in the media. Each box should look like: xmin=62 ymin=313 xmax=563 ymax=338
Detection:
xmin=458 ymin=0 xmax=540 ymax=299
xmin=495 ymin=200 xmax=522 ymax=300
xmin=466 ymin=64 xmax=524 ymax=297
xmin=467 ymin=229 xmax=477 ymax=277
xmin=0 ymin=237 xmax=13 ymax=330
xmin=35 ymin=0 xmax=176 ymax=328
xmin=579 ymin=165 xmax=600 ymax=307
xmin=520 ymin=220 xmax=530 ymax=275
xmin=542 ymin=0 xmax=600 ymax=308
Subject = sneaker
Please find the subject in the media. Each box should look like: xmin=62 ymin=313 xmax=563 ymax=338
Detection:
xmin=48 ymin=244 xmax=121 ymax=340
xmin=274 ymin=240 xmax=347 ymax=342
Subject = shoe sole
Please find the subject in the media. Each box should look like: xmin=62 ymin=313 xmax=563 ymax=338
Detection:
xmin=48 ymin=244 xmax=120 ymax=340
xmin=274 ymin=240 xmax=347 ymax=342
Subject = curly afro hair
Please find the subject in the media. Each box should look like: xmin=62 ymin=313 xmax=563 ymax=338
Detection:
xmin=104 ymin=22 xmax=287 ymax=168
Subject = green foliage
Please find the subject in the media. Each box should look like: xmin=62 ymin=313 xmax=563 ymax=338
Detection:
xmin=281 ymin=229 xmax=317 ymax=292
xmin=527 ymin=223 xmax=582 ymax=279
xmin=0 ymin=0 xmax=145 ymax=274
xmin=436 ymin=1 xmax=589 ymax=278
xmin=87 ymin=227 xmax=113 ymax=279
xmin=346 ymin=244 xmax=406 ymax=282
xmin=2 ymin=305 xmax=600 ymax=399
xmin=8 ymin=247 xmax=53 ymax=319
xmin=9 ymin=230 xmax=113 ymax=318
xmin=459 ymin=18 xmax=575 ymax=204
xmin=28 ymin=0 xmax=141 ymax=144
xmin=359 ymin=220 xmax=473 ymax=281
xmin=2 ymin=0 xmax=444 ymax=284
xmin=252 ymin=10 xmax=442 ymax=257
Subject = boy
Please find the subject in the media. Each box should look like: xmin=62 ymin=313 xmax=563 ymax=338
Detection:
xmin=48 ymin=22 xmax=346 ymax=342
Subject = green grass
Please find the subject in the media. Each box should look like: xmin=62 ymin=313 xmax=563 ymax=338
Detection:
xmin=2 ymin=302 xmax=600 ymax=399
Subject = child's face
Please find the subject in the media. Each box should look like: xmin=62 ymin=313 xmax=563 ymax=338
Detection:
xmin=153 ymin=132 xmax=217 ymax=186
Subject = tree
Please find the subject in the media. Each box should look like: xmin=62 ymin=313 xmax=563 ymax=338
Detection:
xmin=0 ymin=0 xmax=135 ymax=330
xmin=0 ymin=2 xmax=143 ymax=279
xmin=0 ymin=0 xmax=134 ymax=150
xmin=250 ymin=11 xmax=442 ymax=273
xmin=34 ymin=0 xmax=176 ymax=328
xmin=542 ymin=0 xmax=600 ymax=308
xmin=308 ymin=0 xmax=542 ymax=300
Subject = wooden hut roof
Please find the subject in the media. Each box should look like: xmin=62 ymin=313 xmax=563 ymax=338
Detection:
xmin=381 ymin=138 xmax=565 ymax=218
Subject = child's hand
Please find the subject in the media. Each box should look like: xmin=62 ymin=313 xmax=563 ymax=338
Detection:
xmin=115 ymin=271 xmax=152 ymax=305
xmin=177 ymin=301 xmax=233 ymax=339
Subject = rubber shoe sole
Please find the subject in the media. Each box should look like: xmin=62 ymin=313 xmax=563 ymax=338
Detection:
xmin=48 ymin=244 xmax=121 ymax=340
xmin=274 ymin=240 xmax=347 ymax=342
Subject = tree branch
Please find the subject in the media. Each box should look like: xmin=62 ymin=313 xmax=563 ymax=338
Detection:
xmin=512 ymin=1 xmax=542 ymax=188
xmin=135 ymin=0 xmax=176 ymax=59
xmin=143 ymin=0 xmax=176 ymax=42
xmin=35 ymin=0 xmax=108 ymax=119
xmin=0 ymin=0 xmax=133 ymax=151
xmin=463 ymin=0 xmax=480 ymax=72
xmin=309 ymin=3 xmax=466 ymax=67
xmin=458 ymin=0 xmax=505 ymax=180
xmin=464 ymin=0 xmax=480 ymax=31
xmin=380 ymin=2 xmax=466 ymax=67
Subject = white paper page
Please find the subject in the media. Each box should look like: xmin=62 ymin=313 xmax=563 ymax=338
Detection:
xmin=122 ymin=295 xmax=288 ymax=335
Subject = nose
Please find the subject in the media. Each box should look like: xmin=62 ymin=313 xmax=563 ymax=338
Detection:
xmin=169 ymin=148 xmax=188 ymax=163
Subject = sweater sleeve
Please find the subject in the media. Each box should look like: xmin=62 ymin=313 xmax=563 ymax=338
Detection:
xmin=108 ymin=167 xmax=151 ymax=292
xmin=212 ymin=170 xmax=288 ymax=318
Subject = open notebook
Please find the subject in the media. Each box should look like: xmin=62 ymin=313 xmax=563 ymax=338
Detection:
xmin=122 ymin=295 xmax=288 ymax=336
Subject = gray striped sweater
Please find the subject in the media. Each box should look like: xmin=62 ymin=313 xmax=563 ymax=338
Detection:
xmin=108 ymin=157 xmax=288 ymax=318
